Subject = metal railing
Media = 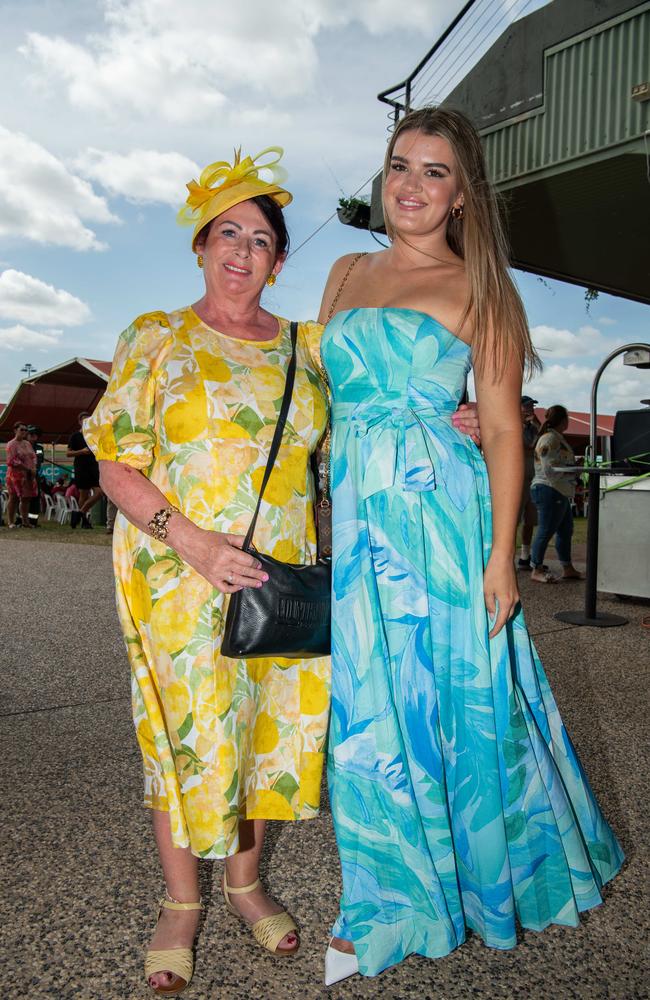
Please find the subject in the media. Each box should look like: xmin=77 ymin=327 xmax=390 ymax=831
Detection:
xmin=377 ymin=0 xmax=545 ymax=124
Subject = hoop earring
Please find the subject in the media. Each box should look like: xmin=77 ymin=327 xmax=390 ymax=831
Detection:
xmin=197 ymin=255 xmax=204 ymax=269
xmin=450 ymin=205 xmax=464 ymax=221
xmin=266 ymin=273 xmax=277 ymax=287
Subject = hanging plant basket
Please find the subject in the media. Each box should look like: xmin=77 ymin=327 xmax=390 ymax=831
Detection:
xmin=337 ymin=197 xmax=370 ymax=230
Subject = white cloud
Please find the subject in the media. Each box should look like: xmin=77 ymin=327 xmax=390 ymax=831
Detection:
xmin=0 ymin=126 xmax=119 ymax=251
xmin=597 ymin=316 xmax=618 ymax=327
xmin=21 ymin=0 xmax=449 ymax=123
xmin=0 ymin=270 xmax=91 ymax=326
xmin=0 ymin=324 xmax=62 ymax=351
xmin=74 ymin=148 xmax=200 ymax=205
xmin=530 ymin=323 xmax=617 ymax=359
xmin=526 ymin=359 xmax=650 ymax=415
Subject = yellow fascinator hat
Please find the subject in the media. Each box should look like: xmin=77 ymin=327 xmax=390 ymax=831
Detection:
xmin=178 ymin=146 xmax=292 ymax=250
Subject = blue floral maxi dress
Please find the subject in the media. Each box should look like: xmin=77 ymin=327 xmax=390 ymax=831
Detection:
xmin=322 ymin=308 xmax=623 ymax=978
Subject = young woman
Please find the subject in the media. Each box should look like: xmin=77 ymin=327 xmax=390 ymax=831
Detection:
xmin=318 ymin=107 xmax=623 ymax=984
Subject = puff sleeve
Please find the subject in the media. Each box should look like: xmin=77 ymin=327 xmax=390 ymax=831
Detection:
xmin=300 ymin=320 xmax=325 ymax=373
xmin=84 ymin=311 xmax=172 ymax=472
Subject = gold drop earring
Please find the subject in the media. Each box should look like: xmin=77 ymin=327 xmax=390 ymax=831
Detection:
xmin=197 ymin=254 xmax=204 ymax=269
xmin=266 ymin=273 xmax=277 ymax=287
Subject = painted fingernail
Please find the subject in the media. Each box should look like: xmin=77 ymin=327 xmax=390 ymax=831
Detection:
xmin=262 ymin=574 xmax=269 ymax=581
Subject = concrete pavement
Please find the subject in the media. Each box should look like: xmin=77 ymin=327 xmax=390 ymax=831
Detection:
xmin=1 ymin=536 xmax=648 ymax=1000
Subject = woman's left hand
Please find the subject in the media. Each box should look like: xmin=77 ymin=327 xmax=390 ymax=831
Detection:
xmin=452 ymin=402 xmax=481 ymax=446
xmin=483 ymin=552 xmax=520 ymax=638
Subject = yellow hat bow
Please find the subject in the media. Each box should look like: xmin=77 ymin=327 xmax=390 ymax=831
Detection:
xmin=178 ymin=146 xmax=292 ymax=250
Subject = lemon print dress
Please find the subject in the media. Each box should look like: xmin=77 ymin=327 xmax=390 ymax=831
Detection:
xmin=84 ymin=307 xmax=329 ymax=858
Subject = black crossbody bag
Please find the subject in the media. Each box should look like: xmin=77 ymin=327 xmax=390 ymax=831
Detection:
xmin=221 ymin=322 xmax=331 ymax=659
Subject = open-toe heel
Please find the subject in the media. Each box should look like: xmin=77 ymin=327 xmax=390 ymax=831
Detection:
xmin=223 ymin=876 xmax=299 ymax=956
xmin=145 ymin=897 xmax=201 ymax=996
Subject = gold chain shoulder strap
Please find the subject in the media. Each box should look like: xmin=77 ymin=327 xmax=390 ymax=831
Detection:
xmin=315 ymin=253 xmax=367 ymax=517
xmin=326 ymin=252 xmax=367 ymax=323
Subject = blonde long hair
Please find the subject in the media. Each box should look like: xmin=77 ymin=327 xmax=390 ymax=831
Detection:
xmin=382 ymin=107 xmax=541 ymax=379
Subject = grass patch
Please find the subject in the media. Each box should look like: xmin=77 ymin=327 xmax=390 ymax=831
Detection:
xmin=0 ymin=519 xmax=112 ymax=546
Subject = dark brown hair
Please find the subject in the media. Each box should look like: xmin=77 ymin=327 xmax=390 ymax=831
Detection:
xmin=195 ymin=195 xmax=289 ymax=258
xmin=538 ymin=405 xmax=569 ymax=437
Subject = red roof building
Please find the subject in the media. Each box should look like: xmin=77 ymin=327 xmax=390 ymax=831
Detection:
xmin=0 ymin=358 xmax=110 ymax=443
xmin=533 ymin=408 xmax=613 ymax=455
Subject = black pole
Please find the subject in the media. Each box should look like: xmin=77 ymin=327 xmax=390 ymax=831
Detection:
xmin=555 ymin=467 xmax=626 ymax=626
xmin=584 ymin=470 xmax=600 ymax=620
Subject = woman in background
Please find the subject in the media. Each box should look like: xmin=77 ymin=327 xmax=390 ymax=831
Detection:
xmin=530 ymin=404 xmax=584 ymax=583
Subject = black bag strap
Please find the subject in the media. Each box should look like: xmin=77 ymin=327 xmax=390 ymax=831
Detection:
xmin=243 ymin=321 xmax=298 ymax=551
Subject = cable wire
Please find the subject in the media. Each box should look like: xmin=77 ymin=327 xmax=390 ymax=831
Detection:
xmin=288 ymin=169 xmax=379 ymax=258
xmin=410 ymin=0 xmax=503 ymax=104
xmin=410 ymin=0 xmax=497 ymax=104
xmin=417 ymin=0 xmax=537 ymax=107
xmin=413 ymin=0 xmax=538 ymax=108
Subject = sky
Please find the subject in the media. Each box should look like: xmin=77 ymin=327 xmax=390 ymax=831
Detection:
xmin=1 ymin=0 xmax=648 ymax=417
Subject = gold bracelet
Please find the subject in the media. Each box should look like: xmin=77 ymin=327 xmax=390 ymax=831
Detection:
xmin=147 ymin=505 xmax=180 ymax=541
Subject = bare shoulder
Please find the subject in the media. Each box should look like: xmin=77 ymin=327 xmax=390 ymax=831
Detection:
xmin=328 ymin=251 xmax=370 ymax=284
xmin=318 ymin=251 xmax=373 ymax=324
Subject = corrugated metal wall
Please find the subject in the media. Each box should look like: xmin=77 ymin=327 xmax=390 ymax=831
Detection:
xmin=484 ymin=3 xmax=650 ymax=184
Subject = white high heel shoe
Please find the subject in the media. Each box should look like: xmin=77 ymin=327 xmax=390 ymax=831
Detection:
xmin=324 ymin=938 xmax=359 ymax=986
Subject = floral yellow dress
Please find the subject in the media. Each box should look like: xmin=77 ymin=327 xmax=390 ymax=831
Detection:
xmin=84 ymin=306 xmax=329 ymax=858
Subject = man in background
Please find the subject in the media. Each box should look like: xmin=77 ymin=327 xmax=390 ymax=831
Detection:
xmin=518 ymin=395 xmax=541 ymax=570
xmin=66 ymin=412 xmax=104 ymax=528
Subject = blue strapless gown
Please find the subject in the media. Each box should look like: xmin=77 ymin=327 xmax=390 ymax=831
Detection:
xmin=322 ymin=308 xmax=623 ymax=978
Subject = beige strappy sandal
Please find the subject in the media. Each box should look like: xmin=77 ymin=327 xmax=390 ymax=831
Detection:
xmin=223 ymin=876 xmax=299 ymax=955
xmin=145 ymin=897 xmax=202 ymax=996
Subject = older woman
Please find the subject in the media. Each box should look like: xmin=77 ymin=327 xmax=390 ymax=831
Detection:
xmin=84 ymin=150 xmax=331 ymax=995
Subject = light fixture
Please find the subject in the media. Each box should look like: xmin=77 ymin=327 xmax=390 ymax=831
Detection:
xmin=623 ymin=347 xmax=650 ymax=369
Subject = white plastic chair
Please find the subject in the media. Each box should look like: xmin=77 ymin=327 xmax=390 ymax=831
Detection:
xmin=56 ymin=494 xmax=71 ymax=524
xmin=43 ymin=494 xmax=57 ymax=521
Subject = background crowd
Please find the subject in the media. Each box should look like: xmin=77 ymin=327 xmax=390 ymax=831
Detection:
xmin=0 ymin=414 xmax=116 ymax=533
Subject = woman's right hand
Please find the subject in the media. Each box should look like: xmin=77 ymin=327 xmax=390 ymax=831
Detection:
xmin=184 ymin=528 xmax=269 ymax=594
xmin=171 ymin=521 xmax=269 ymax=594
